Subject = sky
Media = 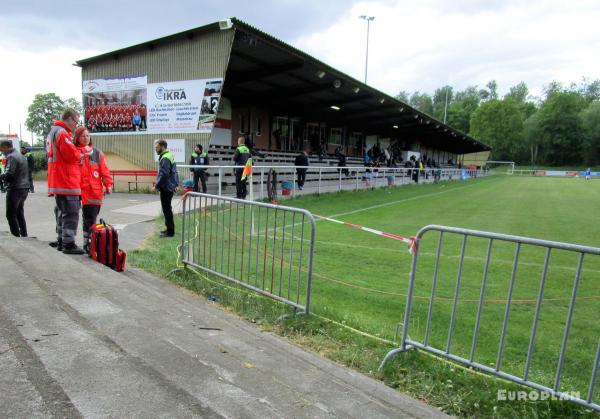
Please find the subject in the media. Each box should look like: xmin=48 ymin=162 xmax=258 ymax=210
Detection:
xmin=1 ymin=0 xmax=599 ymax=142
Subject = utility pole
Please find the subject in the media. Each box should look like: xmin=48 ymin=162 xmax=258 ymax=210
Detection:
xmin=359 ymin=15 xmax=375 ymax=84
xmin=443 ymin=89 xmax=449 ymax=124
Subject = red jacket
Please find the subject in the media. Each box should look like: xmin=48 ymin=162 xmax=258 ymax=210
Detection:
xmin=47 ymin=120 xmax=82 ymax=195
xmin=77 ymin=144 xmax=112 ymax=206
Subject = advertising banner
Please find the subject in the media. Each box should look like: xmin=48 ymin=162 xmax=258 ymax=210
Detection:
xmin=154 ymin=139 xmax=186 ymax=163
xmin=82 ymin=75 xmax=223 ymax=135
xmin=83 ymin=75 xmax=148 ymax=134
xmin=147 ymin=79 xmax=222 ymax=133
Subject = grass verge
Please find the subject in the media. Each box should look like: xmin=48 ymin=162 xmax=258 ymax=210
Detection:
xmin=129 ymin=213 xmax=598 ymax=418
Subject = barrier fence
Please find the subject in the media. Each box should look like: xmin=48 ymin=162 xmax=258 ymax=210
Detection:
xmin=178 ymin=165 xmax=485 ymax=198
xmin=180 ymin=192 xmax=316 ymax=314
xmin=380 ymin=225 xmax=600 ymax=412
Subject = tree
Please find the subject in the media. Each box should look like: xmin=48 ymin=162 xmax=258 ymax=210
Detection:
xmin=470 ymin=99 xmax=524 ymax=161
xmin=523 ymin=113 xmax=542 ymax=165
xmin=25 ymin=93 xmax=65 ymax=139
xmin=395 ymin=90 xmax=410 ymax=103
xmin=409 ymin=91 xmax=434 ymax=115
xmin=447 ymin=86 xmax=481 ymax=133
xmin=63 ymin=97 xmax=83 ymax=118
xmin=534 ymin=91 xmax=586 ymax=165
xmin=581 ymin=101 xmax=600 ymax=165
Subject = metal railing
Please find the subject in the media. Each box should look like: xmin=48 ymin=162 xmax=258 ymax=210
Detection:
xmin=380 ymin=225 xmax=600 ymax=412
xmin=180 ymin=192 xmax=317 ymax=314
xmin=178 ymin=164 xmax=485 ymax=198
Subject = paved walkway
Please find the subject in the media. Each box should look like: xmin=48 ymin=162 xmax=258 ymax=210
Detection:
xmin=0 ymin=181 xmax=181 ymax=251
xmin=0 ymin=234 xmax=447 ymax=418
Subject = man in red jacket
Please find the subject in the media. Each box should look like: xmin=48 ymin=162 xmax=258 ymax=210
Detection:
xmin=47 ymin=108 xmax=86 ymax=254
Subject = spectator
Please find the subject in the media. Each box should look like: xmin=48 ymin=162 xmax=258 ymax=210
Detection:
xmin=294 ymin=150 xmax=309 ymax=190
xmin=335 ymin=147 xmax=349 ymax=177
xmin=74 ymin=127 xmax=112 ymax=253
xmin=233 ymin=137 xmax=251 ymax=199
xmin=189 ymin=144 xmax=209 ymax=193
xmin=152 ymin=139 xmax=179 ymax=238
xmin=0 ymin=140 xmax=29 ymax=237
xmin=20 ymin=146 xmax=35 ymax=192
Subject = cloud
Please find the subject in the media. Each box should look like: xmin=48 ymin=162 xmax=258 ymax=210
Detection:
xmin=0 ymin=40 xmax=98 ymax=140
xmin=294 ymin=0 xmax=600 ymax=97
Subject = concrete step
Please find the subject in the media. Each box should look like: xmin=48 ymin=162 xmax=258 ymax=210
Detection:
xmin=0 ymin=234 xmax=447 ymax=418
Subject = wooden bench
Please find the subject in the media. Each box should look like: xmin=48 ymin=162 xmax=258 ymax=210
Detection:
xmin=111 ymin=170 xmax=158 ymax=192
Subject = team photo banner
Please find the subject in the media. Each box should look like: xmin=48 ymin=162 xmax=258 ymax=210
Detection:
xmin=82 ymin=75 xmax=222 ymax=135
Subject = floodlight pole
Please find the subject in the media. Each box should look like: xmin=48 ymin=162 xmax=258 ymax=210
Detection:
xmin=359 ymin=15 xmax=375 ymax=84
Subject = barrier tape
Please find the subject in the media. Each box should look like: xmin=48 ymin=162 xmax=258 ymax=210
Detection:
xmin=314 ymin=214 xmax=417 ymax=255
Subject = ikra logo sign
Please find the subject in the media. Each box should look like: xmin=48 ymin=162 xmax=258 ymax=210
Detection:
xmin=154 ymin=86 xmax=187 ymax=101
xmin=84 ymin=81 xmax=100 ymax=92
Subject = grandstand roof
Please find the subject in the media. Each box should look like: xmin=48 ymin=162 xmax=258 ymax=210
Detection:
xmin=76 ymin=18 xmax=490 ymax=154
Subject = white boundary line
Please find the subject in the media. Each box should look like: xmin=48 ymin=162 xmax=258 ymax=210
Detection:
xmin=328 ymin=179 xmax=488 ymax=219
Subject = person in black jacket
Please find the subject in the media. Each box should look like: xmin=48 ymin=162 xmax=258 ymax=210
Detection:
xmin=294 ymin=151 xmax=309 ymax=190
xmin=0 ymin=140 xmax=30 ymax=236
xmin=20 ymin=147 xmax=35 ymax=192
xmin=189 ymin=144 xmax=209 ymax=193
xmin=335 ymin=147 xmax=349 ymax=176
xmin=152 ymin=140 xmax=179 ymax=238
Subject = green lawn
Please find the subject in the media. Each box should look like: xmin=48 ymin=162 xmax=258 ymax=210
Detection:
xmin=131 ymin=175 xmax=600 ymax=417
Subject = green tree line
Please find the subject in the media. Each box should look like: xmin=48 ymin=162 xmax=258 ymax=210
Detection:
xmin=396 ymin=79 xmax=600 ymax=166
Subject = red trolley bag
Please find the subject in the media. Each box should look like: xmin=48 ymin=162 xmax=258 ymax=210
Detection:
xmin=90 ymin=219 xmax=127 ymax=272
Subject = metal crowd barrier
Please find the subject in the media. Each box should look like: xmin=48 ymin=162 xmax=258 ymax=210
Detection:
xmin=180 ymin=192 xmax=317 ymax=314
xmin=178 ymin=164 xmax=485 ymax=198
xmin=380 ymin=225 xmax=600 ymax=412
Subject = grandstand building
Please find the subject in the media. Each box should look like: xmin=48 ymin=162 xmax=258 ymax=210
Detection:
xmin=75 ymin=18 xmax=490 ymax=170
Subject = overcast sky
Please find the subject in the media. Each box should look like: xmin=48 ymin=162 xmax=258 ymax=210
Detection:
xmin=1 ymin=0 xmax=599 ymax=141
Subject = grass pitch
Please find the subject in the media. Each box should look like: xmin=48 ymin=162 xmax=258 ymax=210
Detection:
xmin=285 ymin=175 xmax=600 ymax=405
xmin=131 ymin=174 xmax=600 ymax=416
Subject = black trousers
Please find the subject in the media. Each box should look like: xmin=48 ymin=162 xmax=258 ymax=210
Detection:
xmin=193 ymin=170 xmax=207 ymax=193
xmin=160 ymin=190 xmax=175 ymax=234
xmin=6 ymin=188 xmax=28 ymax=237
xmin=297 ymin=169 xmax=307 ymax=187
xmin=82 ymin=205 xmax=101 ymax=244
xmin=28 ymin=171 xmax=34 ymax=192
xmin=235 ymin=170 xmax=247 ymax=199
xmin=55 ymin=195 xmax=81 ymax=245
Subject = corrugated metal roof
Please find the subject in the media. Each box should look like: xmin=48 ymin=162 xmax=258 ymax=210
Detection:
xmin=75 ymin=17 xmax=490 ymax=152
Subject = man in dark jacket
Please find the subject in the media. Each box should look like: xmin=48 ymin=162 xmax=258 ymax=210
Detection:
xmin=152 ymin=139 xmax=179 ymax=238
xmin=21 ymin=147 xmax=35 ymax=192
xmin=233 ymin=137 xmax=251 ymax=199
xmin=0 ymin=140 xmax=30 ymax=237
xmin=189 ymin=144 xmax=209 ymax=193
xmin=294 ymin=151 xmax=309 ymax=190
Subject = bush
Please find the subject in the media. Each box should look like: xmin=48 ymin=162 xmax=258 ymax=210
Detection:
xmin=32 ymin=151 xmax=47 ymax=172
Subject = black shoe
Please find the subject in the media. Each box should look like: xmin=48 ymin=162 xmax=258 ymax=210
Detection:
xmin=83 ymin=243 xmax=91 ymax=255
xmin=62 ymin=243 xmax=85 ymax=255
xmin=159 ymin=232 xmax=175 ymax=238
xmin=50 ymin=240 xmax=63 ymax=251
